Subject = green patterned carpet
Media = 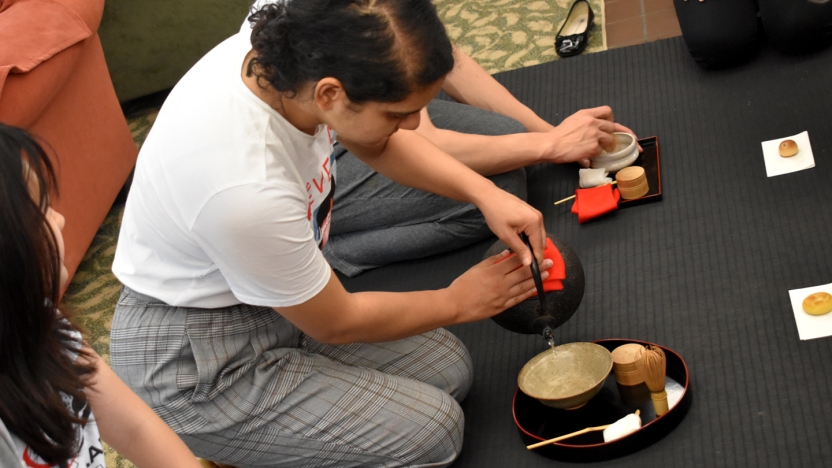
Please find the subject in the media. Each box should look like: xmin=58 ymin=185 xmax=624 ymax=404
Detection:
xmin=435 ymin=0 xmax=605 ymax=73
xmin=63 ymin=2 xmax=605 ymax=465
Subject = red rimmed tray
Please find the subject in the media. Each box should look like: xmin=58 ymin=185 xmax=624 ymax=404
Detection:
xmin=512 ymin=338 xmax=690 ymax=462
xmin=618 ymin=136 xmax=662 ymax=208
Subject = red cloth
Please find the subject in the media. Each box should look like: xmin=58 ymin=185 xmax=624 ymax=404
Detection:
xmin=537 ymin=237 xmax=566 ymax=292
xmin=570 ymin=184 xmax=621 ymax=224
xmin=497 ymin=238 xmax=566 ymax=292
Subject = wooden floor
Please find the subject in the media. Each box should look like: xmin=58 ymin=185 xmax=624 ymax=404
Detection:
xmin=604 ymin=0 xmax=682 ymax=49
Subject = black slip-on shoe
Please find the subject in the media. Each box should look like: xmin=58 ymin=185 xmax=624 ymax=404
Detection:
xmin=556 ymin=0 xmax=595 ymax=58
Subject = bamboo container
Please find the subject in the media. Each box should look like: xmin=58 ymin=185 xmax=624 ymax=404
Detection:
xmin=611 ymin=343 xmax=645 ymax=386
xmin=617 ymin=381 xmax=651 ymax=407
xmin=615 ymin=166 xmax=649 ymax=200
xmin=635 ymin=344 xmax=669 ymax=416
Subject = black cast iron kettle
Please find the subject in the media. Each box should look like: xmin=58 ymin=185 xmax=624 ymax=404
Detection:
xmin=483 ymin=232 xmax=585 ymax=336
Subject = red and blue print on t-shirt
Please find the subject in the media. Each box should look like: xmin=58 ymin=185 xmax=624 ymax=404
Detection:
xmin=307 ymin=128 xmax=337 ymax=248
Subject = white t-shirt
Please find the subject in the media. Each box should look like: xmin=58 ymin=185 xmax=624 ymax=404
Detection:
xmin=112 ymin=32 xmax=335 ymax=309
xmin=0 ymin=398 xmax=104 ymax=468
xmin=0 ymin=328 xmax=105 ymax=468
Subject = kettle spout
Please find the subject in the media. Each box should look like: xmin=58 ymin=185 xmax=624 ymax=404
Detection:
xmin=542 ymin=326 xmax=556 ymax=348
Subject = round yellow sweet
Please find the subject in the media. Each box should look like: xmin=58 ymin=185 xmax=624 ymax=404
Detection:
xmin=802 ymin=292 xmax=832 ymax=316
xmin=779 ymin=139 xmax=799 ymax=158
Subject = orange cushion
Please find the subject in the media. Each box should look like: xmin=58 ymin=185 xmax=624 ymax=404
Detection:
xmin=0 ymin=0 xmax=91 ymax=98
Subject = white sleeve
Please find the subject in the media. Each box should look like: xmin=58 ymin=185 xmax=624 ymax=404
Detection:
xmin=191 ymin=182 xmax=331 ymax=308
xmin=0 ymin=420 xmax=22 ymax=468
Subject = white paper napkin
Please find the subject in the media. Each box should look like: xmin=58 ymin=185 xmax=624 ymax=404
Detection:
xmin=788 ymin=283 xmax=832 ymax=340
xmin=762 ymin=131 xmax=815 ymax=177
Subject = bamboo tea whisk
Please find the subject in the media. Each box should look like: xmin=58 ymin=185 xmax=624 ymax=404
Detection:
xmin=636 ymin=345 xmax=668 ymax=416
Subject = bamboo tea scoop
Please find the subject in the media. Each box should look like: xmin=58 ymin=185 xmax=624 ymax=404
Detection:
xmin=526 ymin=410 xmax=640 ymax=449
xmin=554 ymin=181 xmax=616 ymax=206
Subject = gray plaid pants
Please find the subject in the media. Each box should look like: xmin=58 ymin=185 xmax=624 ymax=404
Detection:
xmin=110 ymin=287 xmax=472 ymax=467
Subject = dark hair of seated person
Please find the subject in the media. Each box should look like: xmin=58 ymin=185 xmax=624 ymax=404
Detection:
xmin=246 ymin=0 xmax=455 ymax=104
xmin=0 ymin=124 xmax=96 ymax=468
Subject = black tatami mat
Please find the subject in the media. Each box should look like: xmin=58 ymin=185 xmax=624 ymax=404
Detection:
xmin=339 ymin=36 xmax=832 ymax=467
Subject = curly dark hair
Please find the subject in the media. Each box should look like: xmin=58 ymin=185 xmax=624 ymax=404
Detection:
xmin=246 ymin=0 xmax=454 ymax=103
xmin=0 ymin=124 xmax=95 ymax=468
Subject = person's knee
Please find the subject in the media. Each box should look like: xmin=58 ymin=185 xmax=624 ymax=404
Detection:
xmin=758 ymin=0 xmax=832 ymax=54
xmin=500 ymin=115 xmax=526 ymax=136
xmin=673 ymin=0 xmax=760 ymax=69
xmin=426 ymin=99 xmax=526 ymax=136
xmin=423 ymin=329 xmax=474 ymax=401
xmin=406 ymin=390 xmax=465 ymax=467
xmin=446 ymin=339 xmax=473 ymax=402
xmin=475 ymin=110 xmax=525 ymax=137
xmin=490 ymin=168 xmax=528 ymax=202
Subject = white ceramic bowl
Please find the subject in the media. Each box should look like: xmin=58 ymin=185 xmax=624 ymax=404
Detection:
xmin=591 ymin=132 xmax=638 ymax=173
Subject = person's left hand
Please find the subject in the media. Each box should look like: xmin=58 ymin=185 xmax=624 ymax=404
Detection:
xmin=475 ymin=186 xmax=546 ymax=268
xmin=534 ymin=107 xmax=642 ymax=167
xmin=574 ymin=122 xmax=642 ymax=168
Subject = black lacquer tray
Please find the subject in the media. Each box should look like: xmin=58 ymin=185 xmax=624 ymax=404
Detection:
xmin=512 ymin=338 xmax=690 ymax=462
xmin=618 ymin=136 xmax=662 ymax=208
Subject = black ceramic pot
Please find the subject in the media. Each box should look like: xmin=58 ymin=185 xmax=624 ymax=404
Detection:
xmin=483 ymin=233 xmax=585 ymax=335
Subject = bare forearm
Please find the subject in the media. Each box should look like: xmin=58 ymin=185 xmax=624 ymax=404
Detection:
xmin=86 ymin=355 xmax=202 ymax=468
xmin=278 ymin=254 xmax=542 ymax=345
xmin=345 ymin=129 xmax=500 ymax=206
xmin=423 ymin=127 xmax=550 ymax=175
xmin=321 ymin=289 xmax=464 ymax=343
xmin=276 ymin=271 xmax=468 ymax=344
xmin=442 ymin=49 xmax=635 ymax=167
xmin=444 ymin=47 xmax=554 ymax=133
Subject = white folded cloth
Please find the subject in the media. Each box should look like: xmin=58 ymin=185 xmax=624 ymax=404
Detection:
xmin=602 ymin=412 xmax=642 ymax=442
xmin=579 ymin=168 xmax=612 ymax=188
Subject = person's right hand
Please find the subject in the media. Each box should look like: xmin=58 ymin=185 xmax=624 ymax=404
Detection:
xmin=447 ymin=250 xmax=554 ymax=324
xmin=539 ymin=106 xmax=640 ymax=167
